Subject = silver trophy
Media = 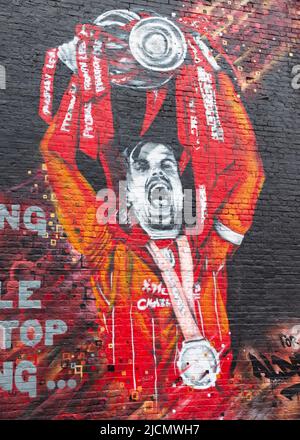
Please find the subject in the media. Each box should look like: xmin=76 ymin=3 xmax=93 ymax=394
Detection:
xmin=58 ymin=9 xmax=187 ymax=90
xmin=177 ymin=339 xmax=220 ymax=389
xmin=129 ymin=16 xmax=187 ymax=73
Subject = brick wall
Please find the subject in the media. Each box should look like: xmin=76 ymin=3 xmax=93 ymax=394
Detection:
xmin=0 ymin=0 xmax=299 ymax=420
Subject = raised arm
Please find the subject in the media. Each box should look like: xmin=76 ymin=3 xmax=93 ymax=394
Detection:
xmin=40 ymin=81 xmax=112 ymax=258
xmin=213 ymin=71 xmax=265 ymax=246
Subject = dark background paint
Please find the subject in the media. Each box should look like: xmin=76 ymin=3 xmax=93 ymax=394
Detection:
xmin=0 ymin=0 xmax=299 ymax=356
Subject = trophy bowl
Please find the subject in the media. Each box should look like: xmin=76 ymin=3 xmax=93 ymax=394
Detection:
xmin=129 ymin=17 xmax=187 ymax=73
xmin=96 ymin=10 xmax=187 ymax=89
xmin=57 ymin=10 xmax=188 ymax=90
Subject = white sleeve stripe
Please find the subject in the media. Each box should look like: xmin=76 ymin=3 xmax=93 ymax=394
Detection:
xmin=214 ymin=219 xmax=244 ymax=246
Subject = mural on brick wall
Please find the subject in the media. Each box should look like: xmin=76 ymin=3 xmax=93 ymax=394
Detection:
xmin=0 ymin=1 xmax=299 ymax=420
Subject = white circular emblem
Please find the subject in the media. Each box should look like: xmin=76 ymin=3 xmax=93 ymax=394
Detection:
xmin=129 ymin=17 xmax=187 ymax=72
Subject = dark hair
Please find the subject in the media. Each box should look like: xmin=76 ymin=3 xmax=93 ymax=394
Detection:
xmin=123 ymin=135 xmax=183 ymax=164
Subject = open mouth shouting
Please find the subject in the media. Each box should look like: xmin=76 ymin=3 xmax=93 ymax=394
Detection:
xmin=147 ymin=177 xmax=173 ymax=211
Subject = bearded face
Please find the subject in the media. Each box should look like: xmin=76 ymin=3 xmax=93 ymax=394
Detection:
xmin=126 ymin=142 xmax=183 ymax=239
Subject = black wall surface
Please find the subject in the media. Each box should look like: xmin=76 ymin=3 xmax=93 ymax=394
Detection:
xmin=0 ymin=0 xmax=299 ymax=353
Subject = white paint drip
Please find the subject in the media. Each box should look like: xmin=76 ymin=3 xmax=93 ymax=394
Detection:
xmin=213 ymin=271 xmax=222 ymax=342
xmin=152 ymin=318 xmax=158 ymax=400
xmin=196 ymin=299 xmax=205 ymax=338
xmin=130 ymin=304 xmax=137 ymax=390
